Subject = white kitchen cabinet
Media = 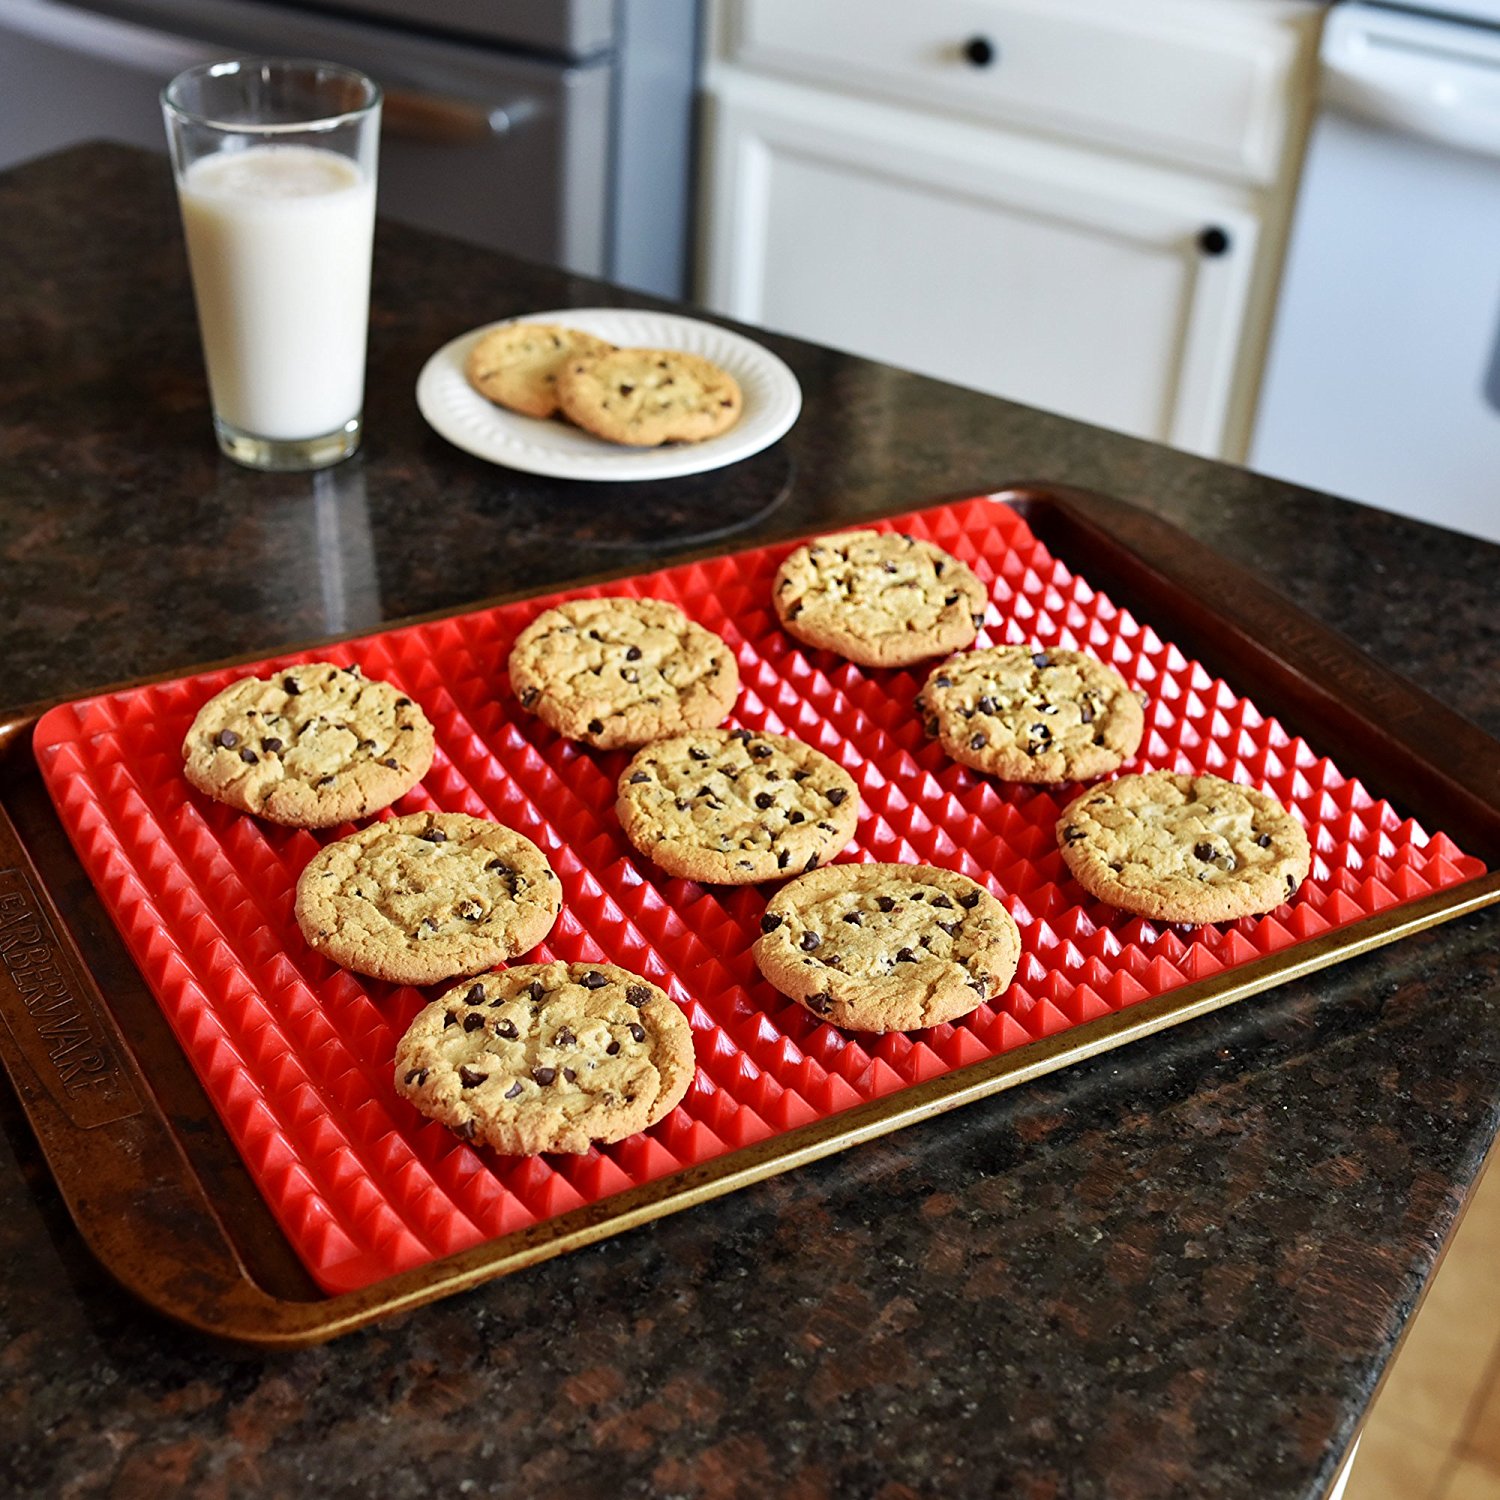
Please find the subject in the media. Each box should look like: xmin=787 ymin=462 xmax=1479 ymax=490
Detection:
xmin=698 ymin=0 xmax=1321 ymax=460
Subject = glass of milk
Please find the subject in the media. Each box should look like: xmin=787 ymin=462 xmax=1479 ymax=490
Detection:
xmin=162 ymin=59 xmax=381 ymax=472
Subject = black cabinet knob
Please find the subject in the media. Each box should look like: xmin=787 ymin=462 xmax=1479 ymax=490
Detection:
xmin=963 ymin=35 xmax=997 ymax=67
xmin=1198 ymin=225 xmax=1231 ymax=256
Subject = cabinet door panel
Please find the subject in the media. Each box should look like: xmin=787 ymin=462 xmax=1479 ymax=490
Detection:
xmin=701 ymin=92 xmax=1258 ymax=453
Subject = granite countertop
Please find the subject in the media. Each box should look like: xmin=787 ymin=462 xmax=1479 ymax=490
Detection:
xmin=1 ymin=144 xmax=1497 ymax=1500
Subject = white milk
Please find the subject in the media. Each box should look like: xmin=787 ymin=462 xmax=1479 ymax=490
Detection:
xmin=178 ymin=145 xmax=375 ymax=441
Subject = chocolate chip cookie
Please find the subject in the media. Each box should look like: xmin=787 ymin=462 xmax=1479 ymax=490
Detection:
xmin=1056 ymin=771 xmax=1312 ymax=924
xmin=772 ymin=530 xmax=987 ymax=668
xmin=394 ymin=961 xmax=696 ymax=1154
xmin=754 ymin=863 xmax=1021 ymax=1032
xmin=465 ymin=321 xmax=616 ymax=420
xmin=182 ymin=662 xmax=434 ymax=828
xmin=508 ymin=596 xmax=740 ymax=750
xmin=555 ymin=347 xmax=742 ymax=447
xmin=918 ymin=645 xmax=1144 ymax=783
xmin=616 ymin=728 xmax=859 ymax=884
xmin=295 ymin=811 xmax=562 ymax=985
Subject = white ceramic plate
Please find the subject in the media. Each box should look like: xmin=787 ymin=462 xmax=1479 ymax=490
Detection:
xmin=415 ymin=308 xmax=802 ymax=481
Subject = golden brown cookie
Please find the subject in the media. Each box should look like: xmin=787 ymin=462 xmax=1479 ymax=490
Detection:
xmin=295 ymin=811 xmax=562 ymax=985
xmin=754 ymin=863 xmax=1021 ymax=1032
xmin=918 ymin=645 xmax=1144 ymax=783
xmin=394 ymin=961 xmax=695 ymax=1154
xmin=1056 ymin=772 xmax=1312 ymax=924
xmin=616 ymin=728 xmax=859 ymax=884
xmin=773 ymin=530 xmax=987 ymax=668
xmin=465 ymin=322 xmax=616 ymax=419
xmin=508 ymin=596 xmax=740 ymax=750
xmin=182 ymin=662 xmax=434 ymax=828
xmin=555 ymin=347 xmax=742 ymax=446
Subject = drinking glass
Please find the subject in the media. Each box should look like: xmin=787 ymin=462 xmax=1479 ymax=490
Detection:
xmin=162 ymin=58 xmax=381 ymax=472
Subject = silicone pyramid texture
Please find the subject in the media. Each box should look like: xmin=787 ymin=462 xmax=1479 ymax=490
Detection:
xmin=32 ymin=497 xmax=1487 ymax=1294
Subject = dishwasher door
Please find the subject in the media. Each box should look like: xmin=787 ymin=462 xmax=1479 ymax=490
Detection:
xmin=0 ymin=0 xmax=611 ymax=277
xmin=1249 ymin=1 xmax=1500 ymax=544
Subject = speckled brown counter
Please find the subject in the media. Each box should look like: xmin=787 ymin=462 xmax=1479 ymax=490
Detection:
xmin=0 ymin=144 xmax=1496 ymax=1500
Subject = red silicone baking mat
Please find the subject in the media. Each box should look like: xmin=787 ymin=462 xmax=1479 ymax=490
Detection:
xmin=31 ymin=496 xmax=1486 ymax=1295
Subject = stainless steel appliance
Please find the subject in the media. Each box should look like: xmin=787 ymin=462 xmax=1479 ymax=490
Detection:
xmin=0 ymin=0 xmax=699 ymax=297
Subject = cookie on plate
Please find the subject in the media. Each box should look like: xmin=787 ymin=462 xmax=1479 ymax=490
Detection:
xmin=1056 ymin=771 xmax=1312 ymax=924
xmin=555 ymin=347 xmax=742 ymax=447
xmin=754 ymin=863 xmax=1021 ymax=1032
xmin=918 ymin=645 xmax=1144 ymax=783
xmin=772 ymin=530 xmax=987 ymax=668
xmin=508 ymin=596 xmax=740 ymax=750
xmin=394 ymin=961 xmax=696 ymax=1154
xmin=616 ymin=728 xmax=859 ymax=884
xmin=182 ymin=662 xmax=434 ymax=828
xmin=295 ymin=811 xmax=562 ymax=985
xmin=465 ymin=322 xmax=616 ymax=419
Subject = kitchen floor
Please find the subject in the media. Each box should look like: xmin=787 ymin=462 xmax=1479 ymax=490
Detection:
xmin=1345 ymin=1155 xmax=1500 ymax=1499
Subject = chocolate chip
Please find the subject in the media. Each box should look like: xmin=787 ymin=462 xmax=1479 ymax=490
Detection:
xmin=1286 ymin=873 xmax=1297 ymax=894
xmin=969 ymin=974 xmax=989 ymax=997
xmin=626 ymin=645 xmax=642 ymax=661
xmin=689 ymin=747 xmax=709 ymax=761
xmin=459 ymin=1066 xmax=487 ymax=1087
xmin=563 ymin=1068 xmax=577 ymax=1083
xmin=419 ymin=827 xmax=448 ymax=843
xmin=532 ymin=1066 xmax=557 ymax=1086
xmin=1257 ymin=833 xmax=1272 ymax=848
xmin=588 ymin=719 xmax=604 ymax=735
xmin=382 ymin=757 xmax=398 ymax=768
xmin=494 ymin=1018 xmax=518 ymax=1040
xmin=938 ymin=920 xmax=962 ymax=938
xmin=935 ymin=675 xmax=952 ymax=689
xmin=976 ymin=696 xmax=997 ymax=714
xmin=394 ymin=696 xmax=411 ymax=707
xmin=895 ymin=947 xmax=917 ymax=963
xmin=1031 ymin=724 xmax=1052 ymax=740
xmin=761 ymin=913 xmax=783 ymax=933
xmin=626 ymin=985 xmax=652 ymax=1007
xmin=944 ymin=593 xmax=960 ymax=606
xmin=457 ymin=900 xmax=483 ymax=921
xmin=504 ymin=1082 xmax=524 ymax=1099
xmin=606 ymin=1041 xmax=620 ymax=1056
xmin=778 ymin=850 xmax=790 ymax=869
xmin=527 ymin=981 xmax=546 ymax=1004
xmin=970 ymin=732 xmax=988 ymax=750
xmin=282 ymin=677 xmax=301 ymax=695
xmin=752 ymin=744 xmax=773 ymax=759
xmin=239 ymin=748 xmax=258 ymax=764
xmin=404 ymin=1068 xmax=428 ymax=1087
xmin=826 ymin=787 xmax=847 ymax=806
xmin=215 ymin=729 xmax=239 ymax=749
xmin=730 ymin=728 xmax=753 ymax=742
xmin=1193 ymin=842 xmax=1216 ymax=862
xmin=792 ymin=769 xmax=810 ymax=782
xmin=466 ymin=983 xmax=486 ymax=1004
xmin=1062 ymin=825 xmax=1087 ymax=845
xmin=554 ymin=1027 xmax=577 ymax=1047
xmin=581 ymin=971 xmax=609 ymax=989
xmin=629 ymin=770 xmax=650 ymax=783
xmin=520 ymin=688 xmax=539 ymax=708
xmin=930 ymin=895 xmax=953 ymax=908
xmin=462 ymin=1013 xmax=485 ymax=1033
xmin=800 ymin=931 xmax=822 ymax=951
xmin=804 ymin=854 xmax=819 ymax=872
xmin=958 ymin=890 xmax=982 ymax=909
xmin=261 ymin=737 xmax=282 ymax=753
xmin=806 ymin=992 xmax=833 ymax=1015
xmin=1079 ymin=702 xmax=1095 ymax=724
xmin=876 ymin=895 xmax=896 ymax=912
xmin=755 ymin=792 xmax=775 ymax=810
xmin=1032 ymin=652 xmax=1050 ymax=670
xmin=628 ymin=1023 xmax=646 ymax=1043
xmin=788 ymin=811 xmax=805 ymax=824
xmin=456 ymin=1120 xmax=478 ymax=1142
xmin=443 ymin=1012 xmax=458 ymax=1028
